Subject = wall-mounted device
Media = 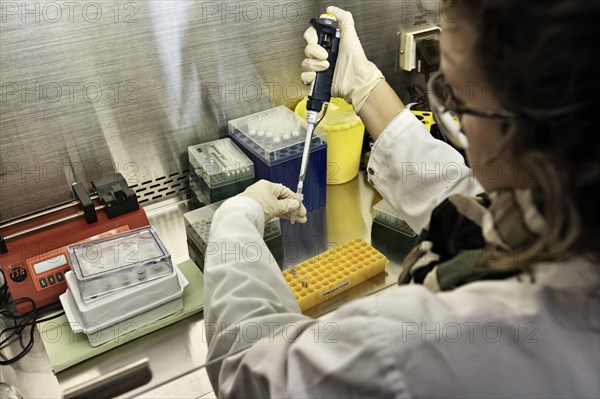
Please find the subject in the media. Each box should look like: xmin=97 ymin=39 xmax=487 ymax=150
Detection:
xmin=399 ymin=26 xmax=441 ymax=72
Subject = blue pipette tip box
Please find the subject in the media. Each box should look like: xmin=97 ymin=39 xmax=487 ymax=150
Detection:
xmin=228 ymin=106 xmax=327 ymax=210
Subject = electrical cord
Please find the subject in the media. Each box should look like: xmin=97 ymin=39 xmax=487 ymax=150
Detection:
xmin=0 ymin=268 xmax=12 ymax=309
xmin=0 ymin=268 xmax=65 ymax=365
xmin=316 ymin=103 xmax=329 ymax=127
xmin=406 ymin=83 xmax=429 ymax=111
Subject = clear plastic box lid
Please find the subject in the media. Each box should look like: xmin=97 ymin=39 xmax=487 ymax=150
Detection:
xmin=67 ymin=226 xmax=173 ymax=302
xmin=184 ymin=200 xmax=281 ymax=254
xmin=189 ymin=168 xmax=254 ymax=190
xmin=228 ymin=106 xmax=327 ymax=165
xmin=263 ymin=218 xmax=282 ymax=242
xmin=373 ymin=199 xmax=417 ymax=237
xmin=188 ymin=138 xmax=255 ymax=189
xmin=184 ymin=201 xmax=223 ymax=254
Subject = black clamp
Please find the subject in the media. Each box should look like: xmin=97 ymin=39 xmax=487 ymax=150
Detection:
xmin=92 ymin=173 xmax=139 ymax=219
xmin=0 ymin=230 xmax=7 ymax=254
xmin=72 ymin=183 xmax=98 ymax=224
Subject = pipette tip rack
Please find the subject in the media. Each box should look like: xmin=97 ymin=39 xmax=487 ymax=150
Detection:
xmin=228 ymin=106 xmax=327 ymax=210
xmin=188 ymin=138 xmax=256 ymax=206
xmin=283 ymin=238 xmax=388 ymax=311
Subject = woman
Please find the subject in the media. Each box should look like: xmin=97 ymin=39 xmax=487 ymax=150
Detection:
xmin=204 ymin=2 xmax=599 ymax=397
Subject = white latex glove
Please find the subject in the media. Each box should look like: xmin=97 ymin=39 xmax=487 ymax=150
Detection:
xmin=239 ymin=180 xmax=308 ymax=223
xmin=301 ymin=6 xmax=384 ymax=113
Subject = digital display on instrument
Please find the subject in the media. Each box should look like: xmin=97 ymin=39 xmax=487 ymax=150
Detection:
xmin=33 ymin=254 xmax=68 ymax=274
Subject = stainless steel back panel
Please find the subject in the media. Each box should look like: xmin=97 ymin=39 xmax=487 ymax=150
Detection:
xmin=1 ymin=0 xmax=439 ymax=221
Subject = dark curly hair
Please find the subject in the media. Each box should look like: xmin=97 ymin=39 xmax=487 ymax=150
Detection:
xmin=446 ymin=0 xmax=600 ymax=265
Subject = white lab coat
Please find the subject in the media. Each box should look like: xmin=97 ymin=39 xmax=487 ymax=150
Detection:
xmin=204 ymin=109 xmax=600 ymax=398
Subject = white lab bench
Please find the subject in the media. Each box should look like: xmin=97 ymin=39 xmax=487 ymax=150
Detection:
xmin=2 ymin=172 xmax=412 ymax=398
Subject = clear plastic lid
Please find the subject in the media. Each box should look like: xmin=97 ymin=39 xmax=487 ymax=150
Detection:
xmin=183 ymin=201 xmax=224 ymax=254
xmin=263 ymin=218 xmax=282 ymax=242
xmin=184 ymin=200 xmax=282 ymax=254
xmin=189 ymin=168 xmax=254 ymax=191
xmin=67 ymin=226 xmax=173 ymax=302
xmin=188 ymin=138 xmax=255 ymax=189
xmin=228 ymin=106 xmax=327 ymax=165
xmin=373 ymin=199 xmax=417 ymax=237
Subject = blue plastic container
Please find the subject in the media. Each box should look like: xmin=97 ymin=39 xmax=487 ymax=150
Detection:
xmin=228 ymin=106 xmax=327 ymax=210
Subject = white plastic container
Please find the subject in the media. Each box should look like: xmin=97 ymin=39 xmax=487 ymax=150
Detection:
xmin=60 ymin=266 xmax=188 ymax=347
xmin=61 ymin=295 xmax=185 ymax=347
xmin=63 ymin=266 xmax=183 ymax=327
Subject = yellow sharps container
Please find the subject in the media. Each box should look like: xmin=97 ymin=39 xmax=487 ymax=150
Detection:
xmin=295 ymin=97 xmax=365 ymax=185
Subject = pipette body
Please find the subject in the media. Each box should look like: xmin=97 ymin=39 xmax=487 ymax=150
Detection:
xmin=296 ymin=110 xmax=318 ymax=198
xmin=291 ymin=14 xmax=340 ymax=223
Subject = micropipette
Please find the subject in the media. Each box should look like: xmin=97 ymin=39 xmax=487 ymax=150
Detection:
xmin=291 ymin=13 xmax=340 ymax=223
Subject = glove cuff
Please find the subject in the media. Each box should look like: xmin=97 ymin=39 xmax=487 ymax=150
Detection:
xmin=349 ymin=68 xmax=385 ymax=113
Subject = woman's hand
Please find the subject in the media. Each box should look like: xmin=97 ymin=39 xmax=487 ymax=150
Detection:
xmin=239 ymin=180 xmax=308 ymax=223
xmin=301 ymin=6 xmax=384 ymax=113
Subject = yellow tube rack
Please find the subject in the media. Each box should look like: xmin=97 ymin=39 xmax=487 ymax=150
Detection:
xmin=283 ymin=238 xmax=388 ymax=312
xmin=410 ymin=110 xmax=434 ymax=131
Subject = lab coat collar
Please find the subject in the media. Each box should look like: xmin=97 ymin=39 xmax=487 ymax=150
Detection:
xmin=527 ymin=257 xmax=600 ymax=292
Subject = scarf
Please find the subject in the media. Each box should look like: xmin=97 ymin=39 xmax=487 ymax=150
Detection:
xmin=398 ymin=190 xmax=547 ymax=292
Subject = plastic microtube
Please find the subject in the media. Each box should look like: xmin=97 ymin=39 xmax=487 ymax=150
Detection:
xmin=248 ymin=118 xmax=257 ymax=135
xmin=273 ymin=131 xmax=281 ymax=143
xmin=300 ymin=274 xmax=310 ymax=288
xmin=292 ymin=124 xmax=301 ymax=137
xmin=280 ymin=120 xmax=290 ymax=140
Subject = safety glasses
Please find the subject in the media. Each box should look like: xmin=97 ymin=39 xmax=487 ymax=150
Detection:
xmin=426 ymin=70 xmax=515 ymax=149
